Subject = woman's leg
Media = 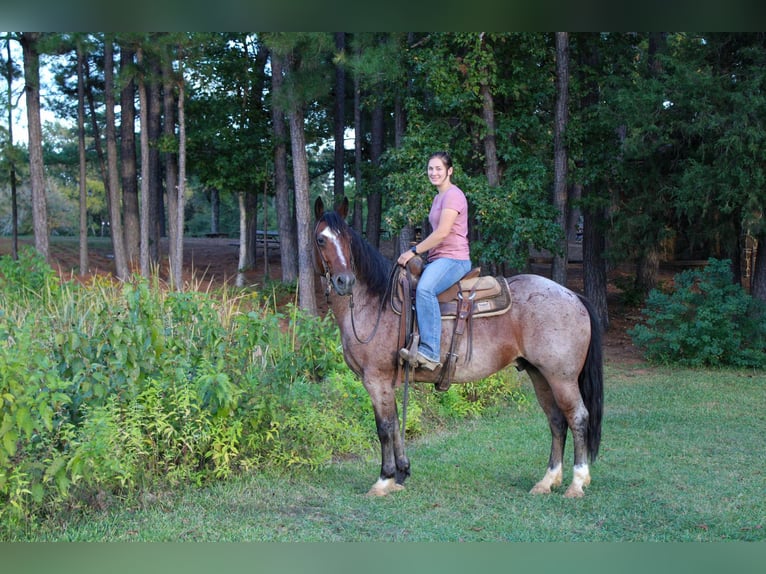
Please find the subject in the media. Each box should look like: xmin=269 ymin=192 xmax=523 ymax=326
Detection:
xmin=416 ymin=258 xmax=472 ymax=363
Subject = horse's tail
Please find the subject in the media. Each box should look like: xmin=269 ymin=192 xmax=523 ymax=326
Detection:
xmin=577 ymin=295 xmax=603 ymax=463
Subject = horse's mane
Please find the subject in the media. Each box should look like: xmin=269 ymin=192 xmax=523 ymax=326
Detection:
xmin=320 ymin=210 xmax=393 ymax=301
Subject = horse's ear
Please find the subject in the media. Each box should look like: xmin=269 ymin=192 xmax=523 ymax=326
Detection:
xmin=337 ymin=196 xmax=349 ymax=219
xmin=314 ymin=196 xmax=325 ymax=220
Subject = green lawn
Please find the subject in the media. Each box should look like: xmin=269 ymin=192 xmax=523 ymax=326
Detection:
xmin=24 ymin=363 xmax=765 ymax=542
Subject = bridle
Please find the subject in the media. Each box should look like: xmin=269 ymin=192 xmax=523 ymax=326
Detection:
xmin=313 ymin=219 xmax=397 ymax=345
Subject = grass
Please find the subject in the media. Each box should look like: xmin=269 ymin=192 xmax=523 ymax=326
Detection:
xmin=20 ymin=362 xmax=765 ymax=542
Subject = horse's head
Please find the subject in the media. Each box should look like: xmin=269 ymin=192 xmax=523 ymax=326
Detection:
xmin=314 ymin=196 xmax=356 ymax=296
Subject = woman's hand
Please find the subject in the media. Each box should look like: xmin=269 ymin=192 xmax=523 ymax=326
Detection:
xmin=397 ymin=250 xmax=416 ymax=267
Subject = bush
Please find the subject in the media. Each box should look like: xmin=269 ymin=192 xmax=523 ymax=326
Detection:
xmin=0 ymin=252 xmax=522 ymax=536
xmin=628 ymin=258 xmax=766 ymax=368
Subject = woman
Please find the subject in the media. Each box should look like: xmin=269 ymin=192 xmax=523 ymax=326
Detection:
xmin=397 ymin=151 xmax=471 ymax=371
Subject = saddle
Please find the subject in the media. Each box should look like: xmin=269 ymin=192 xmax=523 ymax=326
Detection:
xmin=392 ymin=258 xmax=512 ymax=391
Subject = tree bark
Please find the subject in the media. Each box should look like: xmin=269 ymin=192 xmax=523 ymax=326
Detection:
xmin=352 ymin=47 xmax=364 ymax=232
xmin=583 ymin=199 xmax=609 ymax=331
xmin=270 ymin=52 xmax=298 ymax=283
xmin=136 ymin=47 xmax=151 ymax=277
xmin=162 ymin=50 xmax=180 ymax=284
xmin=174 ymin=68 xmax=187 ymax=290
xmin=6 ymin=39 xmax=19 ymax=260
xmin=289 ymin=105 xmax=318 ymax=314
xmin=236 ymin=192 xmax=247 ymax=288
xmin=552 ymin=32 xmax=570 ymax=287
xmin=120 ymin=44 xmax=140 ymax=266
xmin=751 ymin=234 xmax=766 ymax=303
xmin=103 ymin=37 xmax=130 ymax=279
xmin=365 ymin=100 xmax=383 ymax=248
xmin=20 ymin=32 xmax=49 ymax=260
xmin=147 ymin=51 xmax=163 ymax=261
xmin=76 ymin=41 xmax=89 ymax=274
xmin=333 ymin=32 xmax=346 ymax=206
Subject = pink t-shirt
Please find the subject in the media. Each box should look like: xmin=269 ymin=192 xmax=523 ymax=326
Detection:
xmin=428 ymin=185 xmax=470 ymax=261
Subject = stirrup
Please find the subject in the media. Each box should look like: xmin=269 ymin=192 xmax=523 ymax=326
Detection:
xmin=399 ymin=334 xmax=419 ymax=366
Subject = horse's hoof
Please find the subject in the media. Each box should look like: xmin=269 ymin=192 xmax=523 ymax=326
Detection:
xmin=564 ymin=485 xmax=586 ymax=498
xmin=366 ymin=478 xmax=404 ymax=497
xmin=529 ymin=483 xmax=552 ymax=495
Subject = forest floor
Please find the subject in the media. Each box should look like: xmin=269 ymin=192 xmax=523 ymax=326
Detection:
xmin=1 ymin=235 xmax=664 ymax=367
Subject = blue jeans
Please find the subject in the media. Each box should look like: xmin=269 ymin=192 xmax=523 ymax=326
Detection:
xmin=416 ymin=257 xmax=472 ymax=363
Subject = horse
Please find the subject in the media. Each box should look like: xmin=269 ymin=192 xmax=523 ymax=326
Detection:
xmin=313 ymin=196 xmax=603 ymax=498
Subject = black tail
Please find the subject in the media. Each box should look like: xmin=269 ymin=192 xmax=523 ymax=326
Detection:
xmin=577 ymin=295 xmax=603 ymax=463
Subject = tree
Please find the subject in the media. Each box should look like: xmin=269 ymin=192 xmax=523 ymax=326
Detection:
xmin=270 ymin=51 xmax=298 ymax=283
xmin=119 ymin=40 xmax=139 ymax=265
xmin=263 ymin=32 xmax=334 ymax=314
xmin=103 ymin=36 xmax=129 ymax=279
xmin=3 ymin=35 xmax=22 ymax=260
xmin=75 ymin=37 xmax=88 ymax=274
xmin=552 ymin=32 xmax=570 ymax=286
xmin=20 ymin=32 xmax=49 ymax=260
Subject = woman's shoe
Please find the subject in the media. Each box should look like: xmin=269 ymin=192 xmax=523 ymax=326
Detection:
xmin=398 ymin=348 xmax=442 ymax=371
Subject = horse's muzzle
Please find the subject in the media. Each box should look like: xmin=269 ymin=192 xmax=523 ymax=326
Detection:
xmin=332 ymin=272 xmax=356 ymax=295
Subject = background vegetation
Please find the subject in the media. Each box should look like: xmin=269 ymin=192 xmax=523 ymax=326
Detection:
xmin=0 ymin=249 xmax=522 ymax=538
xmin=8 ymin=360 xmax=765 ymax=542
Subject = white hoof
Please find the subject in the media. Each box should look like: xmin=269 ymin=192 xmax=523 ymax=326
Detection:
xmin=366 ymin=478 xmax=405 ymax=497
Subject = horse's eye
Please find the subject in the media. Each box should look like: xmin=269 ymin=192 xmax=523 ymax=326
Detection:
xmin=316 ymin=235 xmax=325 ymax=247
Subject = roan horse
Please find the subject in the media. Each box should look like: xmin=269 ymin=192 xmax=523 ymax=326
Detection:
xmin=313 ymin=197 xmax=603 ymax=498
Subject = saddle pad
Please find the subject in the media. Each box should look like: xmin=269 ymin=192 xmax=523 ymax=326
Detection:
xmin=391 ymin=270 xmax=512 ymax=319
xmin=438 ymin=276 xmax=512 ymax=319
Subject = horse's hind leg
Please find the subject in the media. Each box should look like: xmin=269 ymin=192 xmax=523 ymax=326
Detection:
xmin=527 ymin=367 xmax=566 ymax=494
xmin=537 ymin=373 xmax=592 ymax=498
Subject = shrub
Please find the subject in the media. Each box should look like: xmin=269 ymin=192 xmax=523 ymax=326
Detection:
xmin=628 ymin=258 xmax=766 ymax=368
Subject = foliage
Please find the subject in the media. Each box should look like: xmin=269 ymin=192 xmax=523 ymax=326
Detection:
xmin=0 ymin=255 xmax=516 ymax=537
xmin=628 ymin=258 xmax=766 ymax=367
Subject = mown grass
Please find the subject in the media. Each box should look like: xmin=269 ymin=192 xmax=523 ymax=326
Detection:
xmin=23 ymin=363 xmax=765 ymax=542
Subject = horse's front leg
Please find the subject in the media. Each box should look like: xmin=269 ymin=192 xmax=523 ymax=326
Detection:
xmin=365 ymin=380 xmax=409 ymax=496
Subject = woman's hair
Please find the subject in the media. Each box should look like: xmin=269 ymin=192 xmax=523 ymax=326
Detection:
xmin=428 ymin=151 xmax=453 ymax=170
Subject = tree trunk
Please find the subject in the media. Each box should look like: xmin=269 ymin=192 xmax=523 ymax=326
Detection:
xmin=552 ymin=32 xmax=570 ymax=287
xmin=20 ymin=32 xmax=49 ymax=260
xmin=751 ymin=234 xmax=766 ymax=303
xmin=583 ymin=199 xmax=609 ymax=331
xmin=395 ymin=33 xmax=414 ymax=255
xmin=84 ymin=55 xmax=108 ymax=202
xmin=120 ymin=44 xmax=140 ymax=266
xmin=209 ymin=188 xmax=220 ymax=235
xmin=76 ymin=41 xmax=89 ymax=274
xmin=270 ymin=52 xmax=298 ymax=283
xmin=245 ymin=191 xmax=257 ymax=270
xmin=365 ymin=101 xmax=383 ymax=248
xmin=636 ymin=247 xmax=660 ymax=295
xmin=174 ymin=70 xmax=187 ymax=290
xmin=289 ymin=105 xmax=318 ymax=314
xmin=103 ymin=38 xmax=130 ymax=279
xmin=333 ymin=32 xmax=346 ymax=206
xmin=236 ymin=192 xmax=247 ymax=288
xmin=352 ymin=50 xmax=364 ymax=232
xmin=6 ymin=39 xmax=19 ymax=260
xmin=136 ymin=47 xmax=151 ymax=277
xmin=147 ymin=53 xmax=163 ymax=261
xmin=162 ymin=51 xmax=180 ymax=285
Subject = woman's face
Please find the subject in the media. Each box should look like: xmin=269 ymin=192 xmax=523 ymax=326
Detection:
xmin=427 ymin=157 xmax=452 ymax=189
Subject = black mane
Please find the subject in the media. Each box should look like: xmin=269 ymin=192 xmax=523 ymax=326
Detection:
xmin=320 ymin=211 xmax=393 ymax=301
